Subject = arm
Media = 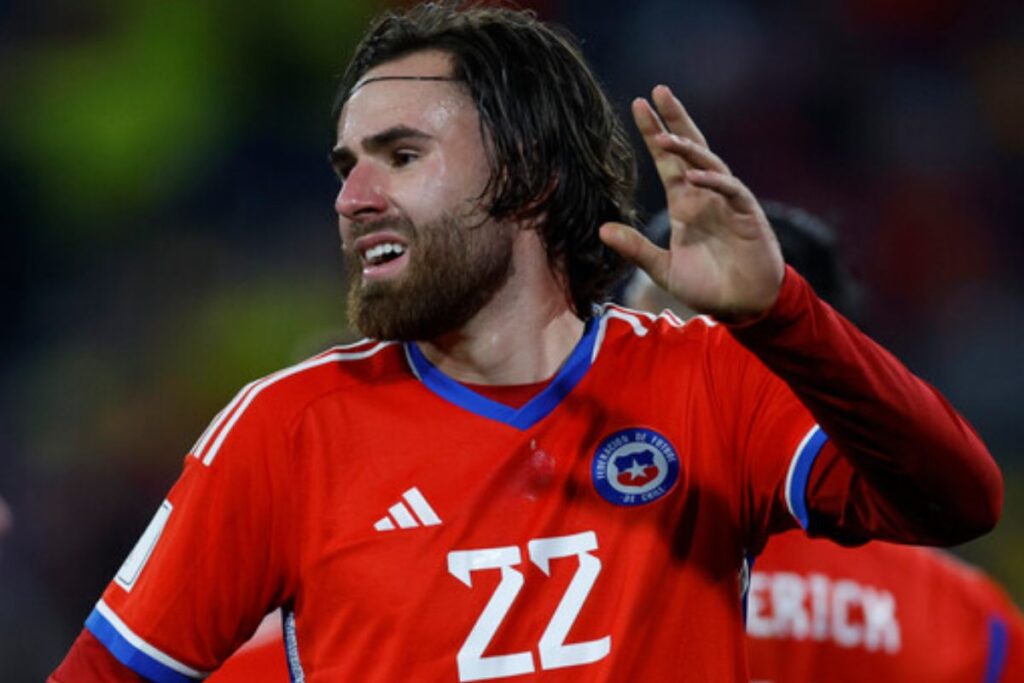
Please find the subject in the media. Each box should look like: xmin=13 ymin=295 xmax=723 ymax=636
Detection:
xmin=50 ymin=386 xmax=298 ymax=681
xmin=601 ymin=84 xmax=1001 ymax=545
xmin=50 ymin=629 xmax=145 ymax=683
xmin=730 ymin=266 xmax=1001 ymax=544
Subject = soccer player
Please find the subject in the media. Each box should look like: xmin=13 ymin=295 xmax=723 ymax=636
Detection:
xmin=50 ymin=4 xmax=1003 ymax=682
xmin=628 ymin=205 xmax=1023 ymax=682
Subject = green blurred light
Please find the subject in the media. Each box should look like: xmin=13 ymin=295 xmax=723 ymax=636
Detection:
xmin=6 ymin=2 xmax=230 ymax=238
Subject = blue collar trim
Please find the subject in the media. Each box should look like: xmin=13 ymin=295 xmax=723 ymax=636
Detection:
xmin=405 ymin=317 xmax=598 ymax=430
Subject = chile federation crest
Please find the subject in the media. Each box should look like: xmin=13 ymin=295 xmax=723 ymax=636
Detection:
xmin=592 ymin=427 xmax=680 ymax=506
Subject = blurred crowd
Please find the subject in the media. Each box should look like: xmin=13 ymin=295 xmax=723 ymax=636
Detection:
xmin=1 ymin=0 xmax=1021 ymax=679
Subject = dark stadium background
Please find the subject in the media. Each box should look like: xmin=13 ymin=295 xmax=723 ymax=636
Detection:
xmin=1 ymin=0 xmax=1021 ymax=679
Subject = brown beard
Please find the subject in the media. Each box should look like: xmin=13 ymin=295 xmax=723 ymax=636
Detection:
xmin=344 ymin=211 xmax=515 ymax=341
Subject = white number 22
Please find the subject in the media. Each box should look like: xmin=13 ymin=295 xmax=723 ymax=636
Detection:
xmin=447 ymin=531 xmax=610 ymax=682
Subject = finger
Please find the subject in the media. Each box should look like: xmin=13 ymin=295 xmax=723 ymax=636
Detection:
xmin=652 ymin=85 xmax=708 ymax=148
xmin=599 ymin=222 xmax=670 ymax=284
xmin=655 ymin=133 xmax=730 ymax=174
xmin=632 ymin=98 xmax=689 ymax=187
xmin=685 ymin=170 xmax=759 ymax=214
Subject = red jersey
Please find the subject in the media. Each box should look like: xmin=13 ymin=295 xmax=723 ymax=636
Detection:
xmin=746 ymin=532 xmax=1023 ymax=682
xmin=57 ymin=269 xmax=1000 ymax=682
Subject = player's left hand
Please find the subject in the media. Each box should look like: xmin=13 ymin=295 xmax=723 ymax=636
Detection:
xmin=599 ymin=85 xmax=785 ymax=323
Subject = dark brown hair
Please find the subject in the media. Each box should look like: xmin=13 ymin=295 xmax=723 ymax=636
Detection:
xmin=334 ymin=2 xmax=637 ymax=315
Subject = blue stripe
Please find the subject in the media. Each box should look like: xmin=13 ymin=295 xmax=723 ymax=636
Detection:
xmin=85 ymin=608 xmax=199 ymax=683
xmin=984 ymin=616 xmax=1008 ymax=683
xmin=405 ymin=316 xmax=599 ymax=430
xmin=790 ymin=426 xmax=829 ymax=529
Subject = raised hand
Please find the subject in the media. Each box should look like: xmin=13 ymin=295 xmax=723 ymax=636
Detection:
xmin=600 ymin=85 xmax=785 ymax=323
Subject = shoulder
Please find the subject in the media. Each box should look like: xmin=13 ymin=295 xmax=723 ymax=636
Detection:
xmin=189 ymin=338 xmax=405 ymax=466
xmin=249 ymin=338 xmax=405 ymax=408
xmin=593 ymin=302 xmax=739 ymax=358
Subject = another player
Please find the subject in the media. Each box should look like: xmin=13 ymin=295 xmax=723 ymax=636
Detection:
xmin=748 ymin=531 xmax=1023 ymax=682
xmin=51 ymin=4 xmax=1002 ymax=682
xmin=628 ymin=205 xmax=1022 ymax=682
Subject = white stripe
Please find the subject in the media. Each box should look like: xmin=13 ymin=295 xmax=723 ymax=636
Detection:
xmin=374 ymin=517 xmax=395 ymax=531
xmin=192 ymin=384 xmax=256 ymax=459
xmin=691 ymin=314 xmax=718 ymax=328
xmin=332 ymin=337 xmax=378 ymax=351
xmin=201 ymin=342 xmax=394 ymax=465
xmin=95 ymin=599 xmax=207 ymax=677
xmin=194 ymin=340 xmax=383 ymax=461
xmin=784 ymin=425 xmax=822 ymax=523
xmin=403 ymin=487 xmax=441 ymax=526
xmin=403 ymin=344 xmax=423 ymax=381
xmin=660 ymin=310 xmax=686 ymax=328
xmin=605 ymin=307 xmax=651 ymax=337
xmin=591 ymin=314 xmax=609 ymax=363
xmin=388 ymin=502 xmax=418 ymax=529
xmin=190 ymin=406 xmax=228 ymax=459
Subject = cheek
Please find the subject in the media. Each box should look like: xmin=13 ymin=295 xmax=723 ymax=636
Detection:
xmin=400 ymin=155 xmax=489 ymax=220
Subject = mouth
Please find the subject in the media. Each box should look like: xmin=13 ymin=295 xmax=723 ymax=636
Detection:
xmin=354 ymin=232 xmax=411 ymax=280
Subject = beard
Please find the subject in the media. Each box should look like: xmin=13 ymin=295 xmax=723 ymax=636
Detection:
xmin=344 ymin=210 xmax=516 ymax=341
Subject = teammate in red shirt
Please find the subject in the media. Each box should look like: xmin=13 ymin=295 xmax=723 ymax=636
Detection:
xmin=50 ymin=4 xmax=1002 ymax=682
xmin=747 ymin=532 xmax=1023 ymax=683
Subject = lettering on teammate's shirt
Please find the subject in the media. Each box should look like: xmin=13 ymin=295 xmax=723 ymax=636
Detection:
xmin=747 ymin=571 xmax=902 ymax=653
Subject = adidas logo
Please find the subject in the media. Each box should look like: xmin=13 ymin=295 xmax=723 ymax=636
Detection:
xmin=374 ymin=487 xmax=442 ymax=532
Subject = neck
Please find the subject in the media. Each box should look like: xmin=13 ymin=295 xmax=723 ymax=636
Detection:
xmin=417 ymin=230 xmax=585 ymax=385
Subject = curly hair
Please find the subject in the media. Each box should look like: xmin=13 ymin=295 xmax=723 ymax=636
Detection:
xmin=334 ymin=2 xmax=638 ymax=315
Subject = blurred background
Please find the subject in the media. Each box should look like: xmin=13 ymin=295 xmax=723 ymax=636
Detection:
xmin=1 ymin=0 xmax=1021 ymax=678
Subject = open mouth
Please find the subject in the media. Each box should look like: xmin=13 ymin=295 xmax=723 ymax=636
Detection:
xmin=355 ymin=233 xmax=411 ymax=280
xmin=362 ymin=241 xmax=406 ymax=267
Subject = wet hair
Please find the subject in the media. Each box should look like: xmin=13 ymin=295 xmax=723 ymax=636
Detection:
xmin=639 ymin=203 xmax=863 ymax=321
xmin=334 ymin=1 xmax=638 ymax=316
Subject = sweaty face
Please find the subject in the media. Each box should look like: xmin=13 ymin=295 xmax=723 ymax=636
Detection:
xmin=333 ymin=51 xmax=515 ymax=341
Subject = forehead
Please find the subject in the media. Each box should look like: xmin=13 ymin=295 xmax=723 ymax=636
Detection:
xmin=337 ymin=50 xmax=476 ymax=143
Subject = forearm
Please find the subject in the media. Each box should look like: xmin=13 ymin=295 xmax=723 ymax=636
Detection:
xmin=730 ymin=266 xmax=1003 ymax=544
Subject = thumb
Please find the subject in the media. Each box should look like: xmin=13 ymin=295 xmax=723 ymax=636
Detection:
xmin=599 ymin=222 xmax=668 ymax=281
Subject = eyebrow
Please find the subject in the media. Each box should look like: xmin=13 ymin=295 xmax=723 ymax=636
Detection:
xmin=329 ymin=125 xmax=434 ymax=174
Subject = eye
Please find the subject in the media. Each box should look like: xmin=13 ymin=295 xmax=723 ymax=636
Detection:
xmin=391 ymin=149 xmax=419 ymax=168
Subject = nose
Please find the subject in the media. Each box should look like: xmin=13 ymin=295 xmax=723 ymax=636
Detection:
xmin=335 ymin=161 xmax=388 ymax=221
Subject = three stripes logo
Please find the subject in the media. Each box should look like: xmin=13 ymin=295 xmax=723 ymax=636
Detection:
xmin=374 ymin=487 xmax=442 ymax=532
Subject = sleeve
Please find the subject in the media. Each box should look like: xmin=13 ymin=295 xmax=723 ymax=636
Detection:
xmin=49 ymin=629 xmax=146 ymax=682
xmin=703 ymin=323 xmax=822 ymax=553
xmin=75 ymin=387 xmax=299 ymax=683
xmin=729 ymin=266 xmax=1002 ymax=546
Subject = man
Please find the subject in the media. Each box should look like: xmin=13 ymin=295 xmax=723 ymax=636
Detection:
xmin=629 ymin=205 xmax=1022 ymax=682
xmin=51 ymin=4 xmax=1002 ymax=682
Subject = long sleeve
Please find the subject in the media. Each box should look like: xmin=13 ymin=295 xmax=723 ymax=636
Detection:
xmin=728 ymin=266 xmax=1002 ymax=545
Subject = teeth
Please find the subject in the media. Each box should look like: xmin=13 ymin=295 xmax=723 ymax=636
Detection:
xmin=363 ymin=242 xmax=406 ymax=265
